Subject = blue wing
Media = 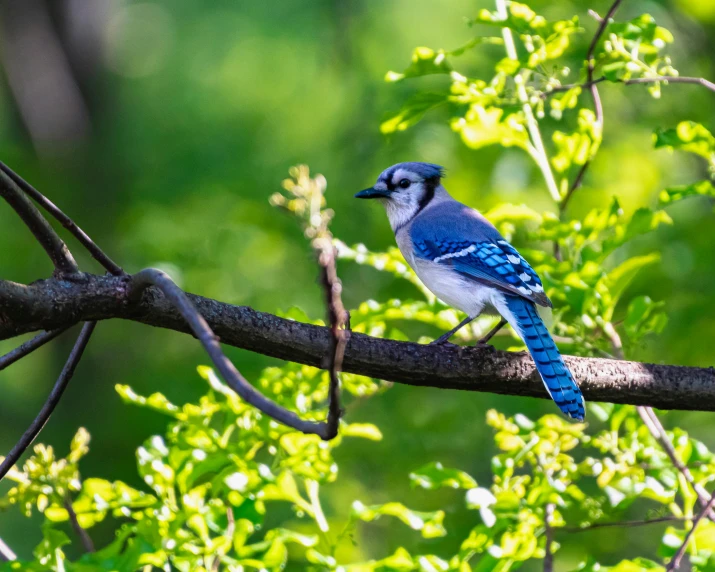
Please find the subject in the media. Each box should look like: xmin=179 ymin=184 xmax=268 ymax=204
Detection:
xmin=412 ymin=232 xmax=550 ymax=308
xmin=409 ymin=201 xmax=549 ymax=306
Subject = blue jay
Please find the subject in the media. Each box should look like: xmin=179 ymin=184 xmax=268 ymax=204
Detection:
xmin=355 ymin=162 xmax=585 ymax=421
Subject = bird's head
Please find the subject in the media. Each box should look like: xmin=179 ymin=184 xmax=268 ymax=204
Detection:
xmin=355 ymin=162 xmax=445 ymax=230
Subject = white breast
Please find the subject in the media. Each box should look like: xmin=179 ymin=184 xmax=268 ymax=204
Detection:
xmin=395 ymin=228 xmax=504 ymax=317
xmin=413 ymin=258 xmax=496 ymax=317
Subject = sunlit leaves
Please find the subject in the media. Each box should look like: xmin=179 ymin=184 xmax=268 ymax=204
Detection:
xmin=655 ymin=121 xmax=715 ymax=173
xmin=386 ymin=47 xmax=453 ymax=82
xmin=452 ymin=105 xmax=530 ymax=150
xmin=472 ymin=3 xmax=581 ymax=68
xmin=551 ymin=109 xmax=602 ymax=192
xmin=351 ymin=501 xmax=447 ymax=539
xmin=597 ymin=14 xmax=677 ymax=97
xmin=1 ymin=428 xmax=88 ymax=518
xmin=659 ymin=180 xmax=715 ymax=205
xmin=409 ymin=462 xmax=477 ymax=490
xmin=381 ymin=92 xmax=448 ymax=134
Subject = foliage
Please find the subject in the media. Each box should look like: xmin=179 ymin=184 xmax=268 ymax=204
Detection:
xmin=2 ymin=1 xmax=715 ymax=571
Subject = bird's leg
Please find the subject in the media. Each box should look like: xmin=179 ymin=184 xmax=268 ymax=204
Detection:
xmin=476 ymin=318 xmax=507 ymax=347
xmin=430 ymin=316 xmax=475 ymax=345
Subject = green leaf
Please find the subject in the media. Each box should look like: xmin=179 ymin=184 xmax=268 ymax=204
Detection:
xmin=342 ymin=423 xmax=383 ymax=441
xmin=385 ymin=47 xmax=452 ymax=83
xmin=452 ymin=105 xmax=530 ymax=151
xmin=351 ymin=501 xmax=447 ymax=538
xmin=660 ymin=180 xmax=715 ymax=205
xmin=624 ymin=296 xmax=668 ymax=343
xmin=606 ymin=253 xmax=661 ymax=307
xmin=381 ymin=92 xmax=448 ymax=134
xmin=115 ymin=384 xmax=180 ymax=417
xmin=654 ymin=121 xmax=715 ymax=168
xmin=409 ymin=462 xmax=477 ymax=490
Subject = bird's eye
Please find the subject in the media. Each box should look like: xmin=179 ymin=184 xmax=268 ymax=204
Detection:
xmin=398 ymin=178 xmax=411 ymax=189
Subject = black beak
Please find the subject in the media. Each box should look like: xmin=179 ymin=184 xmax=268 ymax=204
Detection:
xmin=355 ymin=187 xmax=391 ymax=199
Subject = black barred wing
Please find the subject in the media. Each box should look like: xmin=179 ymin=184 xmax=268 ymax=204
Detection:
xmin=413 ymin=238 xmax=551 ymax=308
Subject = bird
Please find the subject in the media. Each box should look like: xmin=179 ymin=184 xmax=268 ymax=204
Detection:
xmin=355 ymin=162 xmax=585 ymax=421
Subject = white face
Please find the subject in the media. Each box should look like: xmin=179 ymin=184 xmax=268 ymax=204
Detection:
xmin=374 ymin=168 xmax=429 ymax=231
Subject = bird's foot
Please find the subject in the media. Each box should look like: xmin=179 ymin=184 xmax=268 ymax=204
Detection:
xmin=475 ymin=339 xmax=496 ymax=352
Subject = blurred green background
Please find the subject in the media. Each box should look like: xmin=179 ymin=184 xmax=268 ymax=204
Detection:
xmin=0 ymin=0 xmax=714 ymax=567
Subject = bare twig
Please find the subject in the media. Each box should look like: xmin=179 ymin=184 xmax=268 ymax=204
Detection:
xmin=0 ymin=537 xmax=16 ymax=562
xmin=0 ymin=322 xmax=96 ymax=481
xmin=562 ymin=515 xmax=687 ymax=533
xmin=496 ymin=0 xmax=560 ymax=202
xmin=544 ymin=503 xmax=555 ymax=572
xmin=65 ymin=498 xmax=95 ymax=553
xmin=560 ymin=0 xmax=622 ymax=212
xmin=667 ymin=492 xmax=715 ymax=571
xmin=637 ymin=406 xmax=715 ymax=520
xmin=129 ymin=269 xmax=340 ymax=440
xmin=0 ymin=161 xmax=124 ymax=276
xmin=548 ymin=75 xmax=715 ymax=96
xmin=0 ymin=327 xmax=70 ymax=371
xmin=0 ymin=168 xmax=78 ymax=274
xmin=317 ymin=241 xmax=349 ymax=440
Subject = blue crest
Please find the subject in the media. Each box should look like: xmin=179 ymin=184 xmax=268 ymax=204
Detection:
xmin=379 ymin=162 xmax=445 ymax=183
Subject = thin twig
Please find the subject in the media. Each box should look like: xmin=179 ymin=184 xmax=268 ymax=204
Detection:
xmin=0 ymin=537 xmax=16 ymax=562
xmin=667 ymin=492 xmax=715 ymax=571
xmin=548 ymin=75 xmax=715 ymax=96
xmin=637 ymin=406 xmax=715 ymax=520
xmin=544 ymin=503 xmax=555 ymax=572
xmin=64 ymin=498 xmax=95 ymax=553
xmin=212 ymin=508 xmax=236 ymax=571
xmin=608 ymin=327 xmax=715 ymax=521
xmin=317 ymin=241 xmax=349 ymax=440
xmin=0 ymin=322 xmax=96 ymax=481
xmin=0 ymin=327 xmax=70 ymax=371
xmin=0 ymin=161 xmax=124 ymax=276
xmin=562 ymin=515 xmax=688 ymax=533
xmin=129 ymin=269 xmax=340 ymax=440
xmin=560 ymin=0 xmax=623 ymax=212
xmin=496 ymin=0 xmax=560 ymax=202
xmin=0 ymin=168 xmax=78 ymax=275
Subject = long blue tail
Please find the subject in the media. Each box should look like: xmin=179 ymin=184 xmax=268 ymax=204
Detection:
xmin=504 ymin=296 xmax=585 ymax=421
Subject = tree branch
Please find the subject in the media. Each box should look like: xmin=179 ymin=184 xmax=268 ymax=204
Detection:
xmin=129 ymin=269 xmax=339 ymax=440
xmin=562 ymin=515 xmax=687 ymax=533
xmin=559 ymin=0 xmax=622 ymax=212
xmin=0 ymin=322 xmax=96 ymax=481
xmin=548 ymin=75 xmax=715 ymax=96
xmin=637 ymin=406 xmax=715 ymax=519
xmin=64 ymin=498 xmax=95 ymax=553
xmin=543 ymin=503 xmax=554 ymax=572
xmin=0 ymin=161 xmax=124 ymax=276
xmin=0 ymin=168 xmax=78 ymax=275
xmin=0 ymin=327 xmax=70 ymax=371
xmin=1 ymin=273 xmax=714 ymax=412
xmin=0 ymin=537 xmax=16 ymax=562
xmin=668 ymin=492 xmax=715 ymax=571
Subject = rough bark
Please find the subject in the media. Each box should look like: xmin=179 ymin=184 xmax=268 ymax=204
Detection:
xmin=1 ymin=273 xmax=713 ymax=411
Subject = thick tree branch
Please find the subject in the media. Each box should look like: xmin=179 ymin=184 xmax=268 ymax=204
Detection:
xmin=1 ymin=273 xmax=714 ymax=412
